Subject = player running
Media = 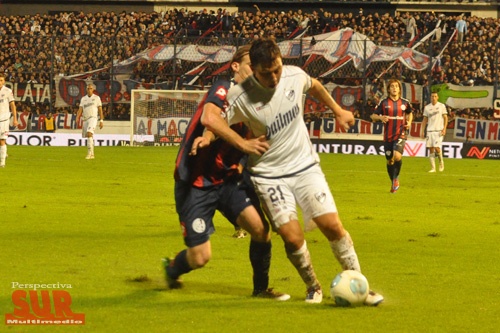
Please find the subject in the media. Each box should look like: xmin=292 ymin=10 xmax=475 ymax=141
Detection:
xmin=371 ymin=79 xmax=413 ymax=193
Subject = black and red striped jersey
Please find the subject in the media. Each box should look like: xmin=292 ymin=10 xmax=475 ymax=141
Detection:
xmin=374 ymin=97 xmax=412 ymax=142
xmin=174 ymin=79 xmax=246 ymax=188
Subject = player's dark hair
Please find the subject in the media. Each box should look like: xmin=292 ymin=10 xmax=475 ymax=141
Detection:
xmin=249 ymin=38 xmax=281 ymax=68
xmin=231 ymin=44 xmax=251 ymax=64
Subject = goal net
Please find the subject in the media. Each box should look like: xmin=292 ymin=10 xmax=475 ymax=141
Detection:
xmin=130 ymin=89 xmax=207 ymax=146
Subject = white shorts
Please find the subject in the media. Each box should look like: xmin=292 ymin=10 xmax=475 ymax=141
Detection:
xmin=250 ymin=164 xmax=337 ymax=230
xmin=426 ymin=131 xmax=443 ymax=148
xmin=0 ymin=118 xmax=10 ymax=140
xmin=82 ymin=118 xmax=98 ymax=138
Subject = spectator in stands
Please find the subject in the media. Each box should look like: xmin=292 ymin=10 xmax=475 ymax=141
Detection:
xmin=456 ymin=14 xmax=467 ymax=42
xmin=44 ymin=112 xmax=56 ymax=133
xmin=403 ymin=12 xmax=417 ymax=41
xmin=1 ymin=7 xmax=500 ymax=123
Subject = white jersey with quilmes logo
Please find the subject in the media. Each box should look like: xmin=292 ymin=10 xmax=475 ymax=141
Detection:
xmin=423 ymin=101 xmax=447 ymax=131
xmin=80 ymin=93 xmax=102 ymax=120
xmin=227 ymin=65 xmax=319 ymax=178
xmin=0 ymin=85 xmax=15 ymax=122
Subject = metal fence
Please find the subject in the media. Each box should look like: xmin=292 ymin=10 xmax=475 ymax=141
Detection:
xmin=3 ymin=33 xmax=498 ymax=120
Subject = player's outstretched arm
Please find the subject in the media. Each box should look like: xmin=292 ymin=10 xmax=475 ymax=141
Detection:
xmin=201 ymin=102 xmax=268 ymax=156
xmin=308 ymin=78 xmax=354 ymax=130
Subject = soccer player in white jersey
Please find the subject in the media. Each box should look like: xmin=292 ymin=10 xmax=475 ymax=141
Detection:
xmin=421 ymin=91 xmax=448 ymax=172
xmin=216 ymin=38 xmax=383 ymax=305
xmin=76 ymin=84 xmax=104 ymax=159
xmin=0 ymin=73 xmax=18 ymax=168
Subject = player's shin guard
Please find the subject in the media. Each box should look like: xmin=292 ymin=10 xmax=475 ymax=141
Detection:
xmin=250 ymin=240 xmax=271 ymax=294
xmin=286 ymin=241 xmax=320 ymax=289
xmin=167 ymin=249 xmax=192 ymax=279
xmin=330 ymin=232 xmax=361 ymax=272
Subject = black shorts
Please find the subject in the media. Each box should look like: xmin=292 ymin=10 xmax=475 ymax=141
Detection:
xmin=174 ymin=177 xmax=257 ymax=247
xmin=384 ymin=138 xmax=406 ymax=161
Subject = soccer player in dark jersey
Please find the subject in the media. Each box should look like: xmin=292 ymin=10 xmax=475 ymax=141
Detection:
xmin=163 ymin=45 xmax=289 ymax=300
xmin=371 ymin=79 xmax=413 ymax=193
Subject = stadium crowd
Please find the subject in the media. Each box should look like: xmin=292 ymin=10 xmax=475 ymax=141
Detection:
xmin=1 ymin=5 xmax=499 ymax=123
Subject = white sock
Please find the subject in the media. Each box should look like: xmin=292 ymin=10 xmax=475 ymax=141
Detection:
xmin=286 ymin=241 xmax=320 ymax=289
xmin=330 ymin=232 xmax=361 ymax=272
xmin=88 ymin=137 xmax=94 ymax=155
xmin=437 ymin=151 xmax=443 ymax=164
xmin=429 ymin=153 xmax=436 ymax=170
xmin=0 ymin=145 xmax=6 ymax=164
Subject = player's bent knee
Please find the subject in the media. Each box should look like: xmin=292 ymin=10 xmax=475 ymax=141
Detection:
xmin=242 ymin=223 xmax=268 ymax=240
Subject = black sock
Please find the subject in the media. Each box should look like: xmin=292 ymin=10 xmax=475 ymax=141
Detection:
xmin=386 ymin=164 xmax=394 ymax=181
xmin=394 ymin=160 xmax=402 ymax=179
xmin=167 ymin=249 xmax=192 ymax=279
xmin=250 ymin=240 xmax=271 ymax=294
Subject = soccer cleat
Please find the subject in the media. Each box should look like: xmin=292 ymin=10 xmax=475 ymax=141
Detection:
xmin=392 ymin=178 xmax=400 ymax=190
xmin=162 ymin=258 xmax=183 ymax=289
xmin=85 ymin=154 xmax=94 ymax=160
xmin=439 ymin=163 xmax=444 ymax=172
xmin=428 ymin=169 xmax=436 ymax=173
xmin=253 ymin=288 xmax=290 ymax=301
xmin=232 ymin=229 xmax=247 ymax=239
xmin=305 ymin=287 xmax=323 ymax=304
xmin=364 ymin=290 xmax=384 ymax=306
xmin=390 ymin=178 xmax=400 ymax=193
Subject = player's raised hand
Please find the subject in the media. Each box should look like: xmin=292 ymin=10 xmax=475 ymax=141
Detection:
xmin=190 ymin=136 xmax=211 ymax=156
xmin=335 ymin=109 xmax=355 ymax=130
xmin=242 ymin=135 xmax=269 ymax=156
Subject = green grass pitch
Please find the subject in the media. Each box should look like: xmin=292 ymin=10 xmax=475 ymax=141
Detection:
xmin=1 ymin=146 xmax=499 ymax=332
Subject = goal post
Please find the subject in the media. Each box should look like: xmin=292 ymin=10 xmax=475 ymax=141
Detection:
xmin=130 ymin=89 xmax=207 ymax=146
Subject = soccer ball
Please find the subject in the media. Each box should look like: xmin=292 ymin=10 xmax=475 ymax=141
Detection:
xmin=330 ymin=270 xmax=369 ymax=307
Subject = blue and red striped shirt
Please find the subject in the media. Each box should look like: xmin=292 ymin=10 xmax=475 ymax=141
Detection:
xmin=174 ymin=79 xmax=246 ymax=188
xmin=374 ymin=97 xmax=413 ymax=142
